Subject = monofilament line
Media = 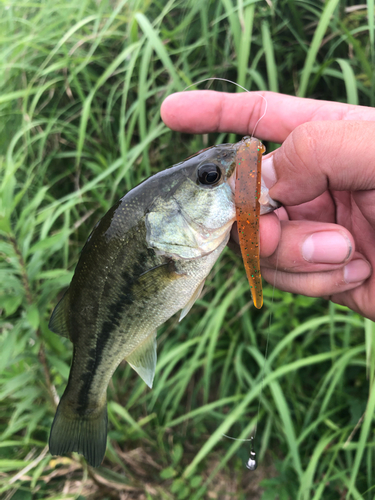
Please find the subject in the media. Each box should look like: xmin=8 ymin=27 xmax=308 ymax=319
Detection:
xmin=222 ymin=434 xmax=253 ymax=442
xmin=183 ymin=77 xmax=267 ymax=137
xmin=184 ymin=76 xmax=272 ymax=464
xmin=253 ymin=249 xmax=279 ymax=440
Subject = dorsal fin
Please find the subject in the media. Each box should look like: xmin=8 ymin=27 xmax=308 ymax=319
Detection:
xmin=49 ymin=291 xmax=70 ymax=338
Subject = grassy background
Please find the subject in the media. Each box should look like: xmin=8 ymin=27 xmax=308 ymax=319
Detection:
xmin=1 ymin=0 xmax=375 ymax=498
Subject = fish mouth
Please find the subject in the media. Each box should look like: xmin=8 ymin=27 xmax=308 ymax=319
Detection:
xmin=227 ymin=166 xmax=236 ymax=194
xmin=259 ymin=176 xmax=281 ymax=214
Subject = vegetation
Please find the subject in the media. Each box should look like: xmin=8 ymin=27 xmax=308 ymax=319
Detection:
xmin=1 ymin=0 xmax=375 ymax=498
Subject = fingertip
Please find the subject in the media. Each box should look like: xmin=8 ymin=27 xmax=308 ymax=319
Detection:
xmin=161 ymin=91 xmax=216 ymax=133
xmin=260 ymin=212 xmax=280 ymax=258
xmin=301 ymin=231 xmax=353 ymax=264
xmin=262 ymin=155 xmax=277 ymax=188
xmin=343 ymin=259 xmax=372 ymax=284
xmin=160 ymin=93 xmax=181 ymax=129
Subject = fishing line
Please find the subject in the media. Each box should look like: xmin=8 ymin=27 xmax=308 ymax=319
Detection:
xmin=253 ymin=249 xmax=279 ymax=440
xmin=183 ymin=77 xmax=279 ymax=470
xmin=222 ymin=434 xmax=252 ymax=442
xmin=219 ymin=253 xmax=278 ymax=468
xmin=182 ymin=77 xmax=278 ymax=469
xmin=183 ymin=77 xmax=267 ymax=138
xmin=219 ymin=250 xmax=279 ymax=472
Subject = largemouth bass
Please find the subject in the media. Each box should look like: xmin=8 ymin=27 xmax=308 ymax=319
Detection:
xmin=48 ymin=137 xmax=277 ymax=467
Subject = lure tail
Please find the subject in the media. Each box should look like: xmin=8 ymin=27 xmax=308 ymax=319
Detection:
xmin=49 ymin=392 xmax=108 ymax=467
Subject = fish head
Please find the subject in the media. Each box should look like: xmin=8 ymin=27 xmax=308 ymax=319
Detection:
xmin=172 ymin=143 xmax=239 ymax=229
xmin=146 ymin=137 xmax=279 ymax=260
xmin=146 ymin=143 xmax=239 ymax=259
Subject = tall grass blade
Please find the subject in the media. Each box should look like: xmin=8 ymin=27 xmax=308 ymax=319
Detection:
xmin=135 ymin=13 xmax=183 ymax=90
xmin=336 ymin=58 xmax=359 ymax=105
xmin=237 ymin=3 xmax=254 ymax=89
xmin=299 ymin=0 xmax=341 ymax=97
xmin=261 ymin=20 xmax=279 ymax=93
xmin=347 ymin=378 xmax=375 ymax=498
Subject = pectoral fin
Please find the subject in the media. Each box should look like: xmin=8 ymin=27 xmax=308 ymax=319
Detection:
xmin=135 ymin=261 xmax=184 ymax=296
xmin=126 ymin=330 xmax=157 ymax=388
xmin=179 ymin=279 xmax=205 ymax=322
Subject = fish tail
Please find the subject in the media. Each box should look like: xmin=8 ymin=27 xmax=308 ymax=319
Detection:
xmin=49 ymin=393 xmax=108 ymax=467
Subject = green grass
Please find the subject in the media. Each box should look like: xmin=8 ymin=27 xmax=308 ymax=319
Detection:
xmin=1 ymin=0 xmax=375 ymax=499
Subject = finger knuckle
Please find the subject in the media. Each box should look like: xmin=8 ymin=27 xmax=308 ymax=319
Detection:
xmin=285 ymin=123 xmax=322 ymax=177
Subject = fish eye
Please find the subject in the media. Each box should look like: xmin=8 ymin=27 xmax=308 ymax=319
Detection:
xmin=197 ymin=163 xmax=221 ymax=186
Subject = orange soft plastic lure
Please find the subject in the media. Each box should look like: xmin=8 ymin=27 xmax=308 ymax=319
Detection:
xmin=235 ymin=137 xmax=265 ymax=309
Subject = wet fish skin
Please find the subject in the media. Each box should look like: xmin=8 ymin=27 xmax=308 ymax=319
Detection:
xmin=48 ymin=142 xmax=240 ymax=467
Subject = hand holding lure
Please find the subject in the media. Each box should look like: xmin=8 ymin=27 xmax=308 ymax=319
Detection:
xmin=183 ymin=79 xmax=276 ymax=309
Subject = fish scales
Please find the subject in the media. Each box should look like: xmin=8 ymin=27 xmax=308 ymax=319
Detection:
xmin=66 ymin=222 xmax=227 ymax=414
xmin=48 ymin=138 xmax=279 ymax=467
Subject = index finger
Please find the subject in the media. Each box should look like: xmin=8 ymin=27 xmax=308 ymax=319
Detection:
xmin=160 ymin=91 xmax=375 ymax=143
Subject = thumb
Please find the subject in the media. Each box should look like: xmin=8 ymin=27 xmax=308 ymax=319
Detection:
xmin=263 ymin=120 xmax=375 ymax=207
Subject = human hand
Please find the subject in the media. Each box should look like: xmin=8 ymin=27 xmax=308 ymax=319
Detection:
xmin=161 ymin=91 xmax=374 ymax=320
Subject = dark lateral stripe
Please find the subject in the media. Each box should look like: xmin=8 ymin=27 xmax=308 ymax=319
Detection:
xmin=77 ymin=321 xmax=113 ymax=415
xmin=75 ymin=251 xmax=154 ymax=414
